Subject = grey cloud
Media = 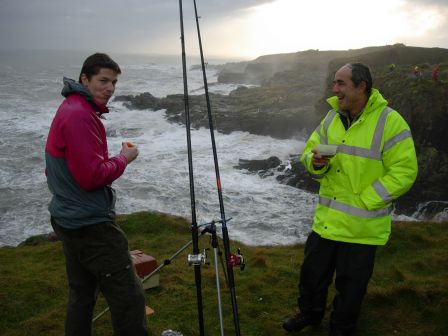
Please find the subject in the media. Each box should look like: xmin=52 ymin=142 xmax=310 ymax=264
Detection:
xmin=0 ymin=0 xmax=275 ymax=52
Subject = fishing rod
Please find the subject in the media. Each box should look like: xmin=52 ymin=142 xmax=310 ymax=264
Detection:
xmin=193 ymin=1 xmax=244 ymax=335
xmin=178 ymin=0 xmax=205 ymax=335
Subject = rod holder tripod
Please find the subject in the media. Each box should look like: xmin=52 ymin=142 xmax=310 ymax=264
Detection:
xmin=192 ymin=218 xmax=246 ymax=336
xmin=194 ymin=219 xmax=226 ymax=336
xmin=208 ymin=220 xmax=225 ymax=336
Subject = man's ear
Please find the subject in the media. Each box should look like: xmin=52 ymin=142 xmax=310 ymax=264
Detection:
xmin=358 ymin=80 xmax=367 ymax=94
xmin=80 ymin=73 xmax=88 ymax=86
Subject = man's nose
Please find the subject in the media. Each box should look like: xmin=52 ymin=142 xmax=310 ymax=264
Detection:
xmin=332 ymin=84 xmax=337 ymax=94
xmin=106 ymin=82 xmax=115 ymax=92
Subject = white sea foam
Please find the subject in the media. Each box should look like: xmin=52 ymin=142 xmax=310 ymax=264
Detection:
xmin=104 ymin=102 xmax=312 ymax=246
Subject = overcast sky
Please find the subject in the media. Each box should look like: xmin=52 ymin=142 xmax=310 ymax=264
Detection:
xmin=1 ymin=0 xmax=447 ymax=59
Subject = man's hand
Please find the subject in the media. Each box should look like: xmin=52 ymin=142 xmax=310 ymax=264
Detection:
xmin=312 ymin=149 xmax=330 ymax=169
xmin=121 ymin=142 xmax=139 ymax=164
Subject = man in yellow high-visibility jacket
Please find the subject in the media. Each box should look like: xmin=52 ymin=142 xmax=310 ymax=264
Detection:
xmin=283 ymin=63 xmax=418 ymax=336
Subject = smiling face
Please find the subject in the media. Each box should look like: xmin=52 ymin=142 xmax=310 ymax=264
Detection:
xmin=80 ymin=68 xmax=118 ymax=106
xmin=332 ymin=65 xmax=367 ymax=117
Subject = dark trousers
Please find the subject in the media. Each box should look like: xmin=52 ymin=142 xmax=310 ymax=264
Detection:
xmin=298 ymin=231 xmax=376 ymax=334
xmin=51 ymin=218 xmax=148 ymax=336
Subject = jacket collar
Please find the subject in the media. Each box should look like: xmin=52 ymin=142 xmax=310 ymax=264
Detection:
xmin=326 ymin=88 xmax=388 ymax=116
xmin=61 ymin=77 xmax=109 ymax=114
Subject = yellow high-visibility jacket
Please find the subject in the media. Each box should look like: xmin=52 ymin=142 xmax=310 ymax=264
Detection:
xmin=301 ymin=89 xmax=418 ymax=245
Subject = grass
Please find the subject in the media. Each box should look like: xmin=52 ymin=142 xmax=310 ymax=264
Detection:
xmin=0 ymin=212 xmax=447 ymax=335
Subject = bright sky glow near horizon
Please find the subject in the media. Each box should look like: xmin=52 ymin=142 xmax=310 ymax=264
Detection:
xmin=0 ymin=0 xmax=447 ymax=60
xmin=241 ymin=0 xmax=445 ymax=56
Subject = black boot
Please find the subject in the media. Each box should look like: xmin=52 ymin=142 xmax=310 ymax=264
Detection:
xmin=282 ymin=313 xmax=320 ymax=332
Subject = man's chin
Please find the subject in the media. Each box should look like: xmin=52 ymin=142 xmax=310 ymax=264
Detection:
xmin=338 ymin=102 xmax=348 ymax=110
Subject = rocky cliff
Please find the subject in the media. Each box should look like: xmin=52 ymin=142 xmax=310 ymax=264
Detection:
xmin=115 ymin=44 xmax=448 ymax=218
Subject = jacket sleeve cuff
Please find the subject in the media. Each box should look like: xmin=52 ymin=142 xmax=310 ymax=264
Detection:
xmin=118 ymin=153 xmax=129 ymax=165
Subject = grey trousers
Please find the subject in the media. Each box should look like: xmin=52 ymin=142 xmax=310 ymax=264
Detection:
xmin=51 ymin=217 xmax=148 ymax=336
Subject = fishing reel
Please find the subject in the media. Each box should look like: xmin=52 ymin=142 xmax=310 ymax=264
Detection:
xmin=187 ymin=249 xmax=207 ymax=266
xmin=226 ymin=248 xmax=245 ymax=271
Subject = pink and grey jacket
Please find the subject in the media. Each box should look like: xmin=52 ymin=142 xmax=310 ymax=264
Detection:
xmin=45 ymin=78 xmax=128 ymax=229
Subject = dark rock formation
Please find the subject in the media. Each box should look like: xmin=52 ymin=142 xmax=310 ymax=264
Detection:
xmin=234 ymin=155 xmax=319 ymax=194
xmin=234 ymin=156 xmax=281 ymax=172
xmin=275 ymin=157 xmax=319 ymax=194
xmin=114 ymin=87 xmax=318 ymax=139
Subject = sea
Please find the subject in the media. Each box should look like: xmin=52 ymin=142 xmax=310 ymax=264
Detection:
xmin=0 ymin=49 xmax=317 ymax=247
xmin=0 ymin=49 xmax=420 ymax=248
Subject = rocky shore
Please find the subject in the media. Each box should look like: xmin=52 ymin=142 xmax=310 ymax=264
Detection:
xmin=115 ymin=44 xmax=448 ymax=220
xmin=114 ymin=85 xmax=320 ymax=139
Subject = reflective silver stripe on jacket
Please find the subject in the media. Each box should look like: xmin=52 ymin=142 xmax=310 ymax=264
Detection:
xmin=319 ymin=196 xmax=392 ymax=218
xmin=383 ymin=129 xmax=412 ymax=152
xmin=320 ymin=110 xmax=337 ymax=144
xmin=337 ymin=145 xmax=378 ymax=159
xmin=372 ymin=180 xmax=394 ymax=203
xmin=371 ymin=106 xmax=393 ymax=153
xmin=320 ymin=107 xmax=412 ymax=160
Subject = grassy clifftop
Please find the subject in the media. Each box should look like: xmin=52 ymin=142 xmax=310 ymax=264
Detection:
xmin=1 ymin=212 xmax=447 ymax=335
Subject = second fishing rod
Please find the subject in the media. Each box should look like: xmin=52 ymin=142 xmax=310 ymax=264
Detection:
xmin=178 ymin=0 xmax=244 ymax=335
xmin=192 ymin=0 xmax=243 ymax=335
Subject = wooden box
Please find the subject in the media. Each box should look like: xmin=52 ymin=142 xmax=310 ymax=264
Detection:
xmin=130 ymin=250 xmax=159 ymax=289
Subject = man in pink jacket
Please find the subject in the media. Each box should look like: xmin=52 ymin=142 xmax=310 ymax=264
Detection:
xmin=45 ymin=53 xmax=148 ymax=336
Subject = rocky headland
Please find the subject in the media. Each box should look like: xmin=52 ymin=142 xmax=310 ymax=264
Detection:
xmin=114 ymin=44 xmax=448 ymax=220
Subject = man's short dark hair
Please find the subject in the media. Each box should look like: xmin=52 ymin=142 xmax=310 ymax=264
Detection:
xmin=78 ymin=53 xmax=121 ymax=83
xmin=349 ymin=63 xmax=372 ymax=96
